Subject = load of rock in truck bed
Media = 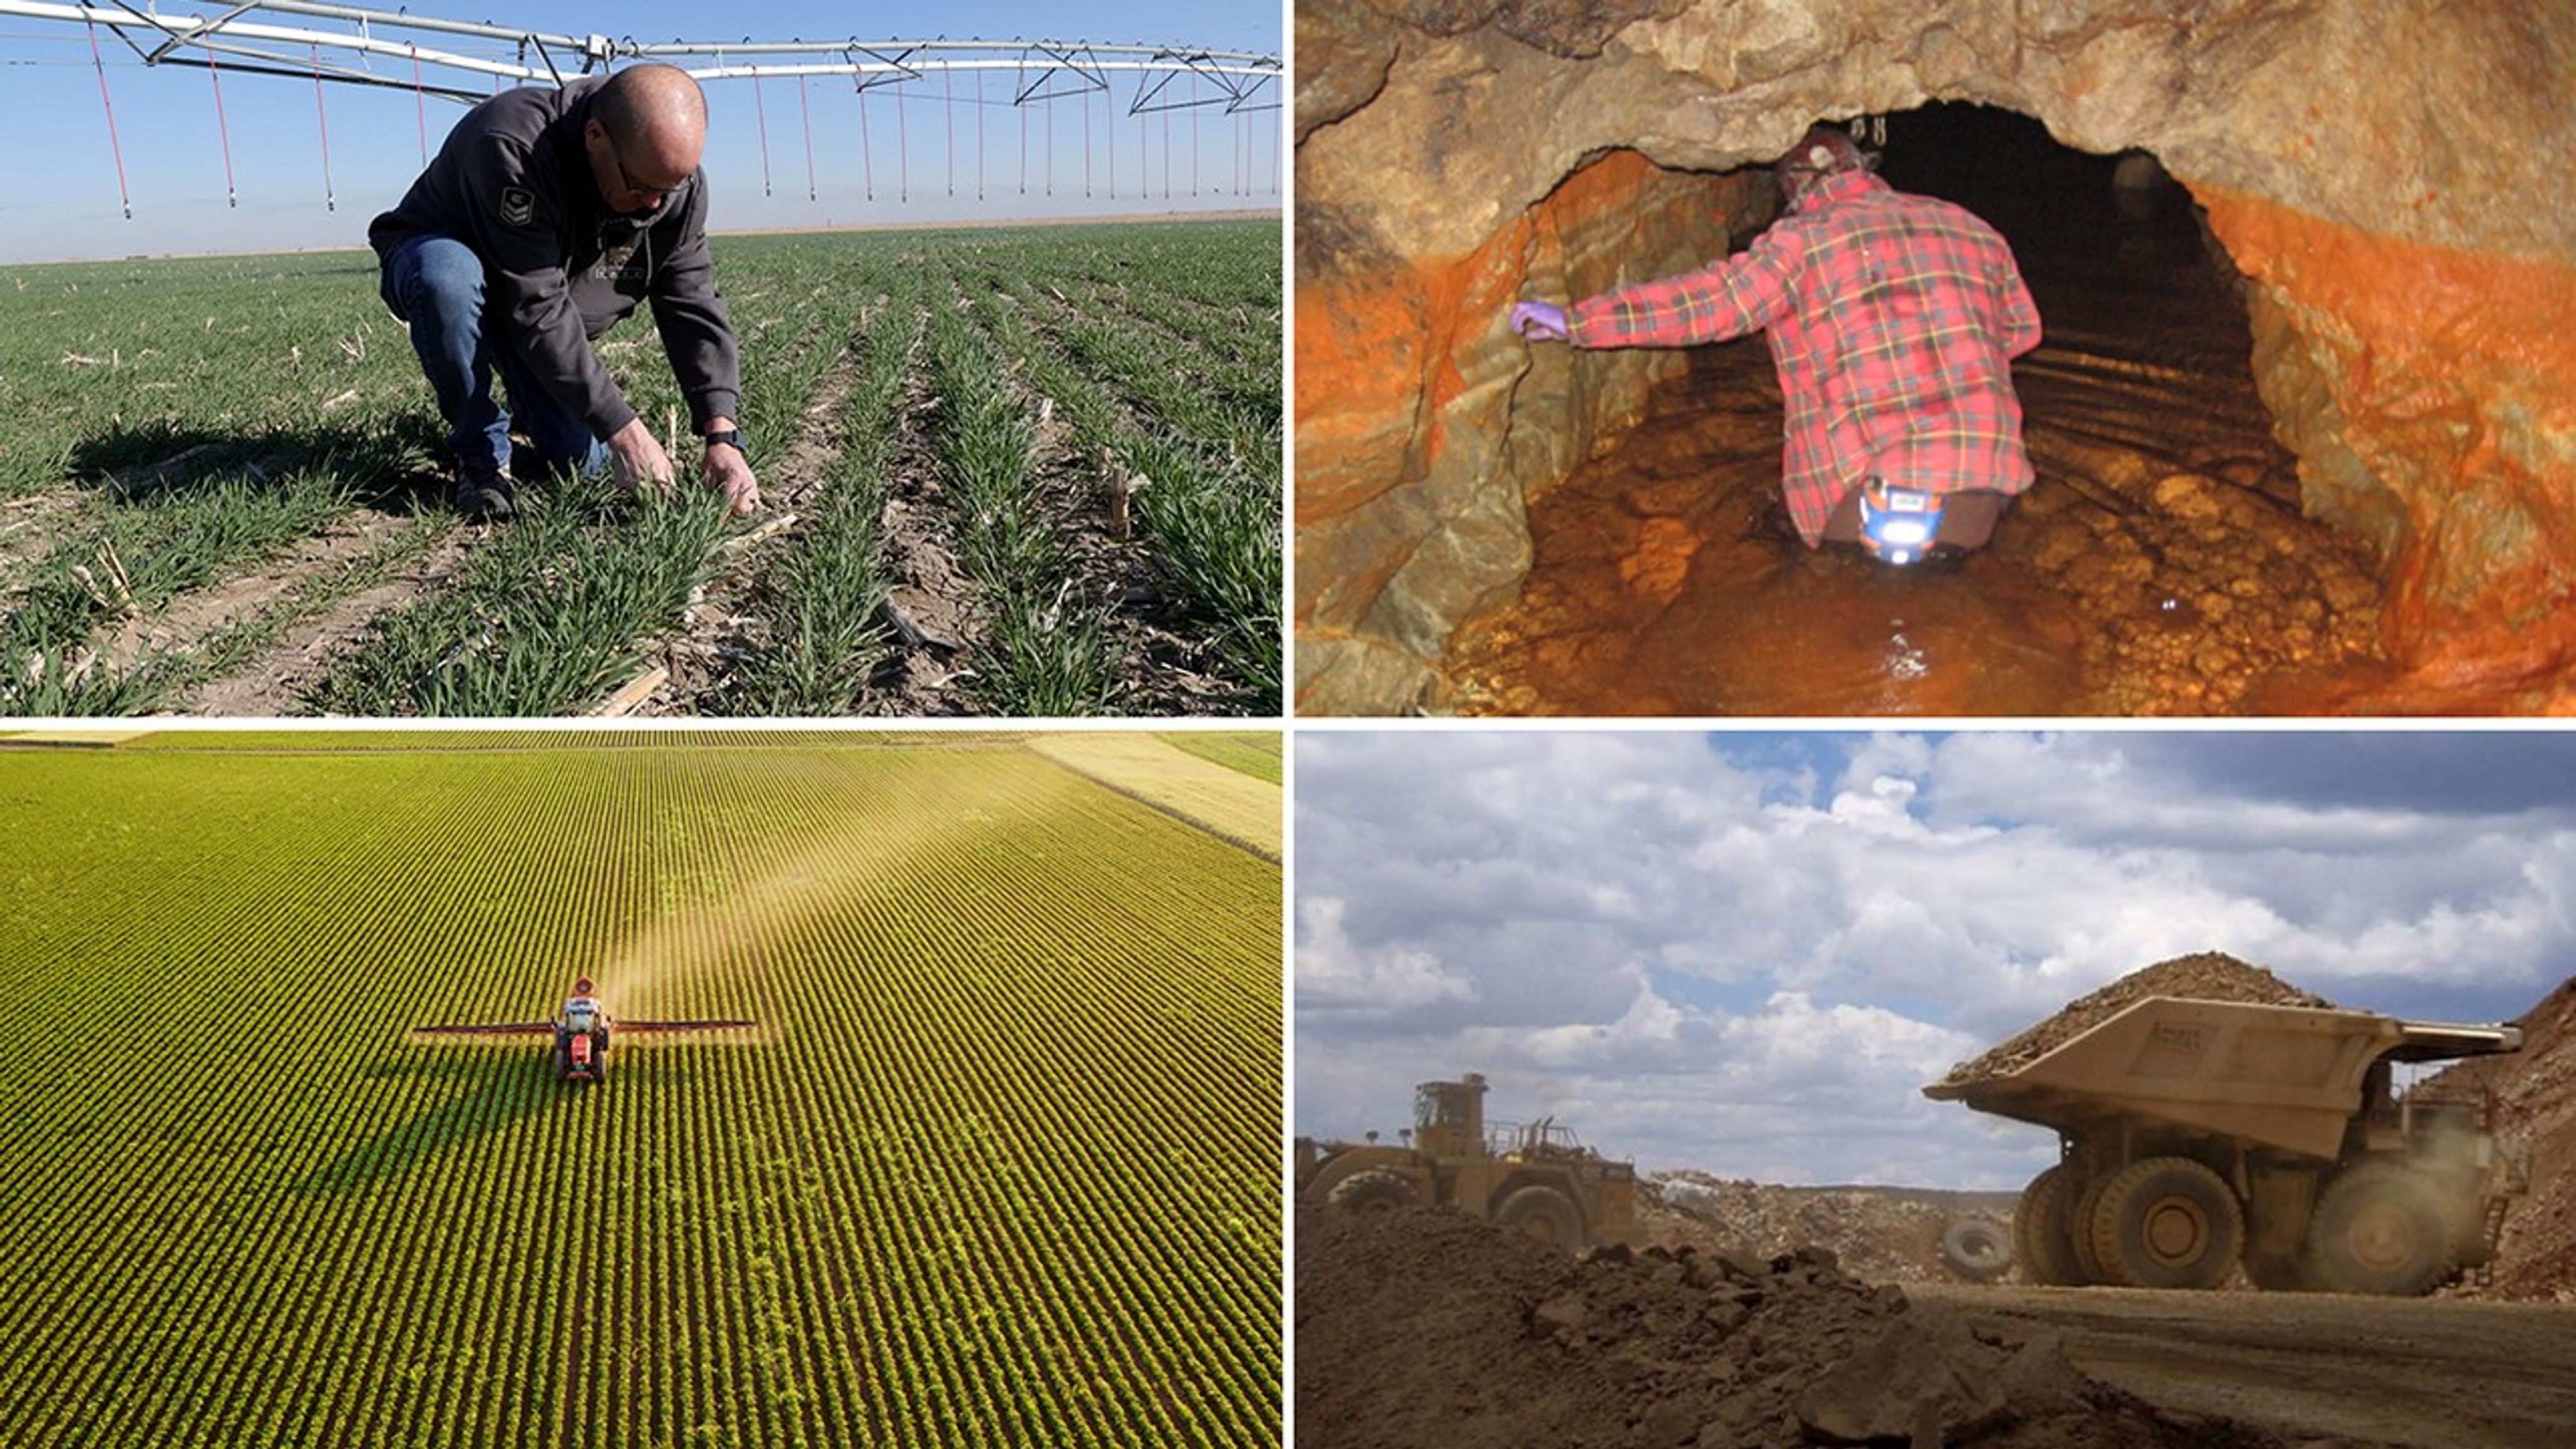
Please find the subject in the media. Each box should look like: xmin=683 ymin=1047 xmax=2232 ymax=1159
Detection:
xmin=1938 ymin=950 xmax=2337 ymax=1086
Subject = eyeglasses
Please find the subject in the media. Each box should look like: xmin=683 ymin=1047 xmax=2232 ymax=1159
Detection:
xmin=606 ymin=131 xmax=681 ymax=205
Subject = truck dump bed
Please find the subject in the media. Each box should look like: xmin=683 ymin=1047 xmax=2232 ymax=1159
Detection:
xmin=1923 ymin=997 xmax=2521 ymax=1162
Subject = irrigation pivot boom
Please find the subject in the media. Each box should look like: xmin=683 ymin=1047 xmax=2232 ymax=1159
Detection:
xmin=0 ymin=2 xmax=1280 ymax=106
xmin=411 ymin=977 xmax=755 ymax=1085
xmin=4 ymin=1 xmax=1282 ymax=214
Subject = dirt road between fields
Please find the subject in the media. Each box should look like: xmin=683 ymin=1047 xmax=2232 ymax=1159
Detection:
xmin=1914 ymin=1282 xmax=2576 ymax=1448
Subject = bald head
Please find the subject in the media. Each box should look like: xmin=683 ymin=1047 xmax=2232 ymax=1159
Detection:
xmin=586 ymin=64 xmax=706 ymax=215
xmin=596 ymin=64 xmax=706 ymax=150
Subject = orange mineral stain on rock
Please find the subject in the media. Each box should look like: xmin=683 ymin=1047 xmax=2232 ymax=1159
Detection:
xmin=1296 ymin=150 xmax=1731 ymax=620
xmin=2197 ymin=185 xmax=2576 ymax=705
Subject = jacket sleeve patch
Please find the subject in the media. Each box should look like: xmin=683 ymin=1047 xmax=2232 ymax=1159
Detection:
xmin=499 ymin=186 xmax=536 ymax=227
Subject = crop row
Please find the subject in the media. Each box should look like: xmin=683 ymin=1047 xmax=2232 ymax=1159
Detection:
xmin=958 ymin=260 xmax=1281 ymax=706
xmin=0 ymin=739 xmax=1279 ymax=1446
xmin=708 ymin=282 xmax=921 ymax=716
xmin=0 ymin=221 xmax=1277 ymax=716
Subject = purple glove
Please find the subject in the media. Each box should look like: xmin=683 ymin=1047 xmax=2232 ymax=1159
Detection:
xmin=1509 ymin=300 xmax=1570 ymax=343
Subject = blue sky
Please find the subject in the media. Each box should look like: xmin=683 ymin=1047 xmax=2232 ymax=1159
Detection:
xmin=1295 ymin=730 xmax=2576 ymax=1190
xmin=0 ymin=1 xmax=1280 ymax=263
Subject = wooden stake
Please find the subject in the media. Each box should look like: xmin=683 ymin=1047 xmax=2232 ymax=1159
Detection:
xmin=594 ymin=665 xmax=667 ymax=718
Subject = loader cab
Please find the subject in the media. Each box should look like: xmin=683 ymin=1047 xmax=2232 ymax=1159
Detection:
xmin=1414 ymin=1074 xmax=1489 ymax=1160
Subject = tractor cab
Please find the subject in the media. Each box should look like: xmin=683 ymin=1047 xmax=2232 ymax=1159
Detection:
xmin=563 ymin=999 xmax=603 ymax=1035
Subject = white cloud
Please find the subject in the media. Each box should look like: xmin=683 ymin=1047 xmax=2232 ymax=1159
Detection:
xmin=1294 ymin=895 xmax=1479 ymax=1016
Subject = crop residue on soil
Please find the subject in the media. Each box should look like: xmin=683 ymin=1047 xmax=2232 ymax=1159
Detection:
xmin=1296 ymin=1205 xmax=2280 ymax=1449
xmin=1941 ymin=950 xmax=2338 ymax=1085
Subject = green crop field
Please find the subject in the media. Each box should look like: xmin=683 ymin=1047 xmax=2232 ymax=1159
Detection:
xmin=0 ymin=220 xmax=1280 ymax=718
xmin=0 ymin=731 xmax=1281 ymax=1448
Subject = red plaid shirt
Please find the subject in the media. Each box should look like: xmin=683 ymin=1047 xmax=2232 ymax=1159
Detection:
xmin=1569 ymin=172 xmax=2042 ymax=545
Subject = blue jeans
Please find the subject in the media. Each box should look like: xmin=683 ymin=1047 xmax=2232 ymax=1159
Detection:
xmin=380 ymin=233 xmax=609 ymax=477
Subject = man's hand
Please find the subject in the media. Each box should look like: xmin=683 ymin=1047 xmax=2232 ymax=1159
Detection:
xmin=607 ymin=417 xmax=679 ymax=499
xmin=1510 ymin=300 xmax=1570 ymax=343
xmin=703 ymin=430 xmax=760 ymax=517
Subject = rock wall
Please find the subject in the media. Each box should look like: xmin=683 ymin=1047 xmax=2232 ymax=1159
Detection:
xmin=1294 ymin=0 xmax=2576 ymax=714
xmin=1297 ymin=149 xmax=1767 ymax=712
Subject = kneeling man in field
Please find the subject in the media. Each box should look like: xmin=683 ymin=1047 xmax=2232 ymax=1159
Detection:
xmin=369 ymin=63 xmax=760 ymax=521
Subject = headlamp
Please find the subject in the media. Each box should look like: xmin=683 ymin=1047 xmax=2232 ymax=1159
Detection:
xmin=1859 ymin=482 xmax=1945 ymax=567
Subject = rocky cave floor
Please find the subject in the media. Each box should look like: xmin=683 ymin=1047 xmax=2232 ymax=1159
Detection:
xmin=1449 ymin=113 xmax=2401 ymax=717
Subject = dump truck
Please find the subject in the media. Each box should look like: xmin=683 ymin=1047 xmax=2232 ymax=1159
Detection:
xmin=1295 ymin=1073 xmax=1638 ymax=1250
xmin=1925 ymin=996 xmax=2524 ymax=1296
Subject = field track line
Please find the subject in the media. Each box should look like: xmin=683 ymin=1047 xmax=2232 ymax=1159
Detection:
xmin=104 ymin=517 xmax=400 ymax=672
xmin=177 ymin=523 xmax=471 ymax=715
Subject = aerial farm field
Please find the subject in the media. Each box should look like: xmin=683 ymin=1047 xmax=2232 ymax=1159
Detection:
xmin=0 ymin=730 xmax=1281 ymax=1448
xmin=0 ymin=220 xmax=1280 ymax=717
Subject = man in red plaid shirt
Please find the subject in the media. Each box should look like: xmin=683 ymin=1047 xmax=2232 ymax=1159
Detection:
xmin=1513 ymin=125 xmax=2042 ymax=564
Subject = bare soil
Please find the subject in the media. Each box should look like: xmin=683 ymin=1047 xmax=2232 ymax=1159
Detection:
xmin=178 ymin=525 xmax=472 ymax=715
xmin=1297 ymin=1204 xmax=2284 ymax=1449
xmin=873 ymin=313 xmax=983 ymax=716
xmin=104 ymin=516 xmax=404 ymax=671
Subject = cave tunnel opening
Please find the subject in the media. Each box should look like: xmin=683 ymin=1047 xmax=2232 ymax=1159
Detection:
xmin=1451 ymin=103 xmax=2395 ymax=718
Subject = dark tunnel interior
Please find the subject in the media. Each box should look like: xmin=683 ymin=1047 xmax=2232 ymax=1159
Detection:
xmin=1452 ymin=103 xmax=2392 ymax=717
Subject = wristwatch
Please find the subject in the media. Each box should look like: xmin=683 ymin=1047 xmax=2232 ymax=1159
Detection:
xmin=705 ymin=427 xmax=748 ymax=455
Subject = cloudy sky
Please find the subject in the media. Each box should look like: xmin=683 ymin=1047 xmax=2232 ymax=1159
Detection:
xmin=1294 ymin=730 xmax=2576 ymax=1191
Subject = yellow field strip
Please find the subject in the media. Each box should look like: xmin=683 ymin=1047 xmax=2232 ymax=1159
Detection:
xmin=1023 ymin=733 xmax=1282 ymax=862
xmin=0 ymin=729 xmax=158 ymax=747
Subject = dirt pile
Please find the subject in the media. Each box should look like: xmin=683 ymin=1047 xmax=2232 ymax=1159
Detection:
xmin=1641 ymin=1175 xmax=2016 ymax=1285
xmin=1940 ymin=951 xmax=2336 ymax=1085
xmin=2428 ymin=975 xmax=2576 ymax=1301
xmin=1296 ymin=1205 xmax=2282 ymax=1449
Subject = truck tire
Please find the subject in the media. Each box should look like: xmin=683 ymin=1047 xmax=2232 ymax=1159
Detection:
xmin=2012 ymin=1164 xmax=2092 ymax=1286
xmin=1493 ymin=1185 xmax=1585 ymax=1249
xmin=2069 ymin=1174 xmax=2116 ymax=1282
xmin=1326 ymin=1169 xmax=1415 ymax=1214
xmin=2303 ymin=1163 xmax=2453 ymax=1297
xmin=2086 ymin=1157 xmax=2244 ymax=1291
xmin=1941 ymin=1219 xmax=2013 ymax=1282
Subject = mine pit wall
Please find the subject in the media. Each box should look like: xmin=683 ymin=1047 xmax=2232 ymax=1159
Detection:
xmin=1293 ymin=0 xmax=2576 ymax=714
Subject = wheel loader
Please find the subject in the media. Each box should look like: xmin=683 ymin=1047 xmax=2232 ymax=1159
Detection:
xmin=1925 ymin=996 xmax=2524 ymax=1296
xmin=1294 ymin=1073 xmax=1638 ymax=1250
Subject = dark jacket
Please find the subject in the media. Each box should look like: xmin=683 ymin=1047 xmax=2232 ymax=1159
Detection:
xmin=369 ymin=75 xmax=741 ymax=440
